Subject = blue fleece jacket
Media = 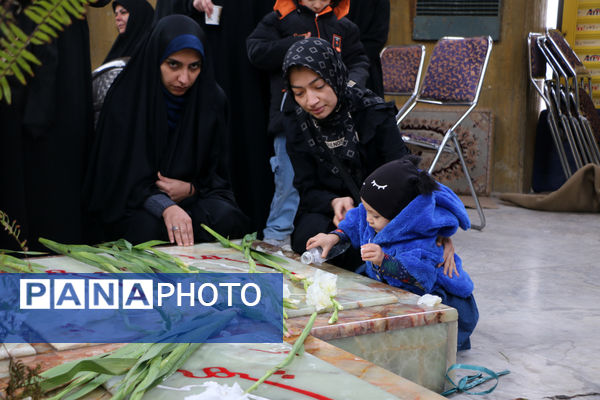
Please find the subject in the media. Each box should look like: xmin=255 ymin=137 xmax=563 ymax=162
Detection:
xmin=338 ymin=183 xmax=474 ymax=298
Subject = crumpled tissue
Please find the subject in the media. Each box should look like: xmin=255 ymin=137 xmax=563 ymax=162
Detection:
xmin=417 ymin=294 xmax=442 ymax=307
xmin=184 ymin=381 xmax=269 ymax=400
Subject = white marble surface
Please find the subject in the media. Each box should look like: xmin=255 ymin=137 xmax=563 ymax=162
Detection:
xmin=450 ymin=202 xmax=600 ymax=399
xmin=105 ymin=343 xmax=404 ymax=400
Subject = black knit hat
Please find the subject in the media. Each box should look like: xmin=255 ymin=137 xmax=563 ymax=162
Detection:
xmin=359 ymin=155 xmax=439 ymax=220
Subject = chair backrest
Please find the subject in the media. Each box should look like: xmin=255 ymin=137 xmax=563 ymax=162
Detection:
xmin=545 ymin=29 xmax=592 ymax=108
xmin=578 ymin=87 xmax=600 ymax=145
xmin=528 ymin=32 xmax=546 ymax=80
xmin=419 ymin=36 xmax=492 ymax=105
xmin=546 ymin=29 xmax=585 ymax=72
xmin=380 ymin=45 xmax=426 ymax=96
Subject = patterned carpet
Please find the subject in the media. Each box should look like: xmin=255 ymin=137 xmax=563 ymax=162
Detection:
xmin=399 ymin=109 xmax=493 ymax=195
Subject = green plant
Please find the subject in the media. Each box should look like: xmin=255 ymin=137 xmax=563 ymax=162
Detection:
xmin=1 ymin=354 xmax=43 ymax=400
xmin=0 ymin=0 xmax=93 ymax=104
xmin=0 ymin=209 xmax=27 ymax=251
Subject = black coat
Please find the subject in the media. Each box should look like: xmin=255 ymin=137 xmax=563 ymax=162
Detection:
xmin=247 ymin=0 xmax=370 ymax=134
xmin=347 ymin=0 xmax=390 ymax=97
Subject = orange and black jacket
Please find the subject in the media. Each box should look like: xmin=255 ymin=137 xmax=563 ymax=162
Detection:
xmin=247 ymin=0 xmax=370 ymax=135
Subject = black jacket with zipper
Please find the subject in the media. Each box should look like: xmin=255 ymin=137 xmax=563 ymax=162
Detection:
xmin=247 ymin=0 xmax=369 ymax=135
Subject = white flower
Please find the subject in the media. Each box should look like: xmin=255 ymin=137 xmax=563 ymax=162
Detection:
xmin=305 ymin=269 xmax=338 ymax=311
xmin=184 ymin=381 xmax=269 ymax=400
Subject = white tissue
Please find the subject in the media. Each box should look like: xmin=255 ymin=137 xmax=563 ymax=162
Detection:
xmin=184 ymin=382 xmax=269 ymax=400
xmin=417 ymin=294 xmax=442 ymax=307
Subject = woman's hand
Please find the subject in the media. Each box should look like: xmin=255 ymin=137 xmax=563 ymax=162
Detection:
xmin=156 ymin=172 xmax=194 ymax=203
xmin=163 ymin=205 xmax=194 ymax=246
xmin=192 ymin=0 xmax=214 ymax=16
xmin=437 ymin=236 xmax=458 ymax=278
xmin=306 ymin=233 xmax=340 ymax=258
xmin=360 ymin=243 xmax=384 ymax=266
xmin=331 ymin=196 xmax=354 ymax=226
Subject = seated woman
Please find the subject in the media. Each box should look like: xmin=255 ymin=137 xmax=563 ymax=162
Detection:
xmin=103 ymin=0 xmax=154 ymax=64
xmin=85 ymin=15 xmax=249 ymax=246
xmin=281 ymin=37 xmax=411 ymax=268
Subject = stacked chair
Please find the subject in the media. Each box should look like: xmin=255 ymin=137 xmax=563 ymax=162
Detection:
xmin=381 ymin=36 xmax=493 ymax=231
xmin=530 ymin=30 xmax=600 ymax=180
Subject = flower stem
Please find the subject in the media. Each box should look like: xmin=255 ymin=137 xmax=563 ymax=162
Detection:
xmin=245 ymin=311 xmax=317 ymax=394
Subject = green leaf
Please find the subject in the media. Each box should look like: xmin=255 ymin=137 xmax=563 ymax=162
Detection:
xmin=33 ymin=29 xmax=52 ymax=43
xmin=129 ymin=356 xmax=162 ymax=398
xmin=39 ymin=23 xmax=58 ymax=38
xmin=62 ymin=374 xmax=112 ymax=400
xmin=24 ymin=10 xmax=43 ymax=24
xmin=8 ymin=22 xmax=28 ymax=41
xmin=40 ymin=358 xmax=137 ymax=392
xmin=45 ymin=371 xmax=98 ymax=400
xmin=9 ymin=63 xmax=25 ymax=83
xmin=133 ymin=240 xmax=168 ymax=250
xmin=0 ymin=22 xmax=13 ymax=39
xmin=201 ymin=224 xmax=232 ymax=248
xmin=0 ymin=77 xmax=11 ymax=104
xmin=21 ymin=48 xmax=42 ymax=66
xmin=16 ymin=56 xmax=34 ymax=76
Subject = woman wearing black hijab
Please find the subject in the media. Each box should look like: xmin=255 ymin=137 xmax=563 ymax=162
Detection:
xmin=281 ymin=37 xmax=410 ymax=265
xmin=85 ymin=15 xmax=249 ymax=246
xmin=103 ymin=0 xmax=154 ymax=63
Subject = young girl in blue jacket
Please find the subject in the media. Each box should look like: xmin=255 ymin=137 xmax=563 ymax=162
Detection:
xmin=306 ymin=155 xmax=479 ymax=350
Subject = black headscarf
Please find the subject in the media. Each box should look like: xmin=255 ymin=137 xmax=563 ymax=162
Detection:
xmin=103 ymin=0 xmax=154 ymax=63
xmin=282 ymin=37 xmax=386 ymax=175
xmin=85 ymin=15 xmax=230 ymax=224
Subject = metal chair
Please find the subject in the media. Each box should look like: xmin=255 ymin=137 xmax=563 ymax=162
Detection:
xmin=544 ymin=29 xmax=600 ymax=166
xmin=528 ymin=32 xmax=573 ymax=179
xmin=380 ymin=45 xmax=426 ymax=122
xmin=397 ymin=36 xmax=493 ymax=231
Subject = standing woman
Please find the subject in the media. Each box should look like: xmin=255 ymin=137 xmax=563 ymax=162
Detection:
xmin=282 ymin=37 xmax=411 ymax=265
xmin=85 ymin=15 xmax=249 ymax=246
xmin=103 ymin=0 xmax=155 ymax=63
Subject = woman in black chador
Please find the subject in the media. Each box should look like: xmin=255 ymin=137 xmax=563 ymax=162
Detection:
xmin=103 ymin=0 xmax=154 ymax=63
xmin=85 ymin=15 xmax=249 ymax=246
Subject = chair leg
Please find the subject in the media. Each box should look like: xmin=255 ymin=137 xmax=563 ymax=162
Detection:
xmin=452 ymin=135 xmax=486 ymax=231
xmin=546 ymin=102 xmax=573 ymax=178
xmin=427 ymin=130 xmax=486 ymax=231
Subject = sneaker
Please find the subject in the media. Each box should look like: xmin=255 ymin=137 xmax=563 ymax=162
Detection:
xmin=263 ymin=235 xmax=292 ymax=251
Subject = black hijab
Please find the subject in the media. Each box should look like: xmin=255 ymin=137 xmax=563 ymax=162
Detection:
xmin=103 ymin=0 xmax=154 ymax=63
xmin=282 ymin=37 xmax=387 ymax=175
xmin=85 ymin=15 xmax=230 ymax=224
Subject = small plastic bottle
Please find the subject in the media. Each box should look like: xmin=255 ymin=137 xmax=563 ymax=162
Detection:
xmin=300 ymin=241 xmax=350 ymax=265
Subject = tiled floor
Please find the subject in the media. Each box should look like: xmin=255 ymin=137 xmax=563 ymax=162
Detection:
xmin=449 ymin=200 xmax=600 ymax=400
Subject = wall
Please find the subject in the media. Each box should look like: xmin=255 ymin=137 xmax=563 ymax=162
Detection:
xmin=388 ymin=0 xmax=548 ymax=192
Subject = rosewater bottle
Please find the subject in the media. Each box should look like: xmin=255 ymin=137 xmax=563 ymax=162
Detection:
xmin=300 ymin=241 xmax=350 ymax=265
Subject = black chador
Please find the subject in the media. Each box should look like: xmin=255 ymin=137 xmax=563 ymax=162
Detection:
xmin=84 ymin=15 xmax=249 ymax=244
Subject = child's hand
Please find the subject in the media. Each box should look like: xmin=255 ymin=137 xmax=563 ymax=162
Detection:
xmin=360 ymin=243 xmax=384 ymax=266
xmin=306 ymin=233 xmax=340 ymax=258
xmin=436 ymin=236 xmax=459 ymax=278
